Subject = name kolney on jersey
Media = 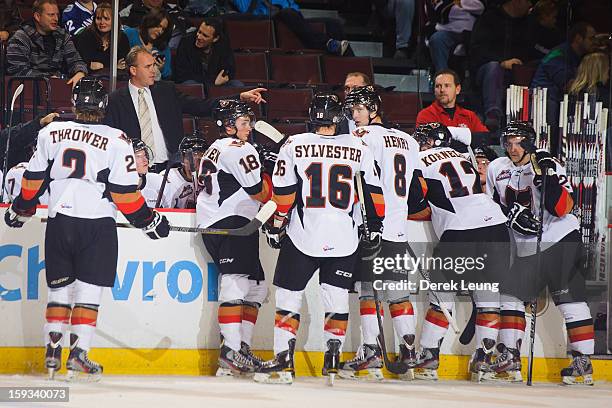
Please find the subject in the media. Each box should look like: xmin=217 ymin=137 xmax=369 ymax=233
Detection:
xmin=50 ymin=128 xmax=110 ymax=151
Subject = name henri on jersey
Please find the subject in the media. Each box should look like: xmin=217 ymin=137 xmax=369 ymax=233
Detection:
xmin=295 ymin=144 xmax=362 ymax=162
xmin=383 ymin=135 xmax=411 ymax=150
xmin=50 ymin=128 xmax=109 ymax=151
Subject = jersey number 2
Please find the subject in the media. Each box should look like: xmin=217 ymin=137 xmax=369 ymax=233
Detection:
xmin=62 ymin=149 xmax=86 ymax=179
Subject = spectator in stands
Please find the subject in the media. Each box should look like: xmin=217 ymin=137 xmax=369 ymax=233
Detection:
xmin=74 ymin=3 xmax=130 ymax=75
xmin=62 ymin=0 xmax=96 ymax=37
xmin=417 ymin=69 xmax=489 ymax=145
xmin=175 ymin=18 xmax=242 ymax=89
xmin=427 ymin=0 xmax=485 ymax=71
xmin=0 ymin=0 xmax=22 ymax=42
xmin=469 ymin=0 xmax=532 ymax=132
xmin=104 ymin=46 xmax=267 ymax=172
xmin=527 ymin=0 xmax=562 ymax=61
xmin=568 ymin=52 xmax=609 ymax=108
xmin=531 ymin=22 xmax=596 ymax=126
xmin=385 ymin=0 xmax=416 ymax=59
xmin=121 ymin=0 xmax=189 ymax=49
xmin=337 ymin=72 xmax=373 ymax=134
xmin=123 ymin=9 xmax=172 ymax=80
xmin=0 ymin=112 xmax=59 ymax=170
xmin=6 ymin=0 xmax=87 ymax=86
xmin=231 ymin=0 xmax=350 ymax=55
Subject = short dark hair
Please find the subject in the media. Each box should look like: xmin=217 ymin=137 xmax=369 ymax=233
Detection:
xmin=568 ymin=22 xmax=594 ymax=43
xmin=201 ymin=18 xmax=223 ymax=38
xmin=434 ymin=69 xmax=461 ymax=86
xmin=33 ymin=0 xmax=58 ymax=14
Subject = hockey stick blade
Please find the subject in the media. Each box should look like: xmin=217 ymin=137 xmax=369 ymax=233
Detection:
xmin=459 ymin=301 xmax=476 ymax=345
xmin=10 ymin=83 xmax=24 ymax=112
xmin=254 ymin=120 xmax=284 ymax=143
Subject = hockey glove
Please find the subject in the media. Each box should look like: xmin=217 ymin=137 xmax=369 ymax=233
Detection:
xmin=142 ymin=210 xmax=170 ymax=239
xmin=263 ymin=212 xmax=287 ymax=249
xmin=253 ymin=142 xmax=278 ymax=176
xmin=359 ymin=230 xmax=383 ymax=261
xmin=534 ymin=149 xmax=556 ymax=174
xmin=506 ymin=202 xmax=540 ymax=236
xmin=4 ymin=206 xmax=31 ymax=228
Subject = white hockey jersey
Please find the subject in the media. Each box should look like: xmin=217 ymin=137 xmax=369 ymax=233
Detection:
xmin=196 ymin=137 xmax=266 ymax=228
xmin=354 ymin=124 xmax=421 ymax=242
xmin=487 ymin=156 xmax=579 ymax=256
xmin=18 ymin=120 xmax=144 ymax=220
xmin=419 ymin=146 xmax=506 ymax=238
xmin=165 ymin=168 xmax=199 ymax=209
xmin=4 ymin=162 xmax=49 ymax=205
xmin=273 ymin=132 xmax=384 ymax=257
xmin=139 ymin=172 xmax=172 ymax=208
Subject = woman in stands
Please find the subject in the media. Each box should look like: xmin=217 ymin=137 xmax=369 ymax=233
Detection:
xmin=123 ymin=9 xmax=173 ymax=80
xmin=74 ymin=3 xmax=130 ymax=76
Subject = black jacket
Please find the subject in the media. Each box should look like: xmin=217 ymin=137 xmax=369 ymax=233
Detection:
xmin=174 ymin=32 xmax=235 ymax=87
xmin=469 ymin=6 xmax=532 ymax=70
xmin=73 ymin=28 xmax=131 ymax=69
xmin=103 ymin=80 xmax=226 ymax=155
xmin=0 ymin=118 xmax=43 ymax=169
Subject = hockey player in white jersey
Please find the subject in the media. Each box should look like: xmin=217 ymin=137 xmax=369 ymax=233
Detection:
xmin=487 ymin=122 xmax=595 ymax=385
xmin=4 ymin=162 xmax=49 ymax=204
xmin=165 ymin=136 xmax=208 ymax=209
xmin=338 ymin=86 xmax=426 ymax=380
xmin=196 ymin=100 xmax=272 ymax=376
xmin=254 ymin=93 xmax=385 ymax=385
xmin=410 ymin=122 xmax=511 ymax=382
xmin=133 ymin=139 xmax=171 ymax=208
xmin=4 ymin=78 xmax=170 ymax=381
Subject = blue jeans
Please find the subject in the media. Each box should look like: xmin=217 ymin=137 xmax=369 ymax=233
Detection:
xmin=475 ymin=61 xmax=510 ymax=116
xmin=386 ymin=0 xmax=415 ymax=48
xmin=429 ymin=30 xmax=463 ymax=72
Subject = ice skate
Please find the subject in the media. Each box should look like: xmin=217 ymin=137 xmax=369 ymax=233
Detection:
xmin=338 ymin=343 xmax=384 ymax=381
xmin=322 ymin=339 xmax=341 ymax=386
xmin=45 ymin=332 xmax=63 ymax=380
xmin=66 ymin=346 xmax=103 ymax=382
xmin=397 ymin=334 xmax=416 ymax=381
xmin=561 ymin=352 xmax=594 ymax=386
xmin=490 ymin=345 xmax=522 ymax=382
xmin=414 ymin=347 xmax=439 ymax=380
xmin=216 ymin=344 xmax=255 ymax=377
xmin=469 ymin=348 xmax=495 ymax=383
xmin=253 ymin=339 xmax=295 ymax=385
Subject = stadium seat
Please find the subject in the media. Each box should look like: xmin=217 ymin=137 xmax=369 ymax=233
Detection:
xmin=224 ymin=19 xmax=276 ymax=50
xmin=234 ymin=52 xmax=269 ymax=82
xmin=322 ymin=56 xmax=374 ymax=86
xmin=380 ymin=92 xmax=419 ymax=126
xmin=265 ymin=88 xmax=313 ymax=121
xmin=269 ymin=53 xmax=322 ymax=85
xmin=176 ymin=83 xmax=205 ymax=99
xmin=512 ymin=65 xmax=538 ymax=87
xmin=206 ymin=86 xmax=263 ymax=116
xmin=275 ymin=20 xmax=326 ymax=51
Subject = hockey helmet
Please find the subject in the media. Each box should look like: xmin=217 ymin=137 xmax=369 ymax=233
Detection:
xmin=473 ymin=145 xmax=498 ymax=162
xmin=132 ymin=139 xmax=154 ymax=162
xmin=179 ymin=135 xmax=208 ymax=156
xmin=213 ymin=99 xmax=255 ymax=132
xmin=413 ymin=122 xmax=453 ymax=150
xmin=343 ymin=85 xmax=382 ymax=118
xmin=501 ymin=121 xmax=537 ymax=153
xmin=309 ymin=92 xmax=343 ymax=126
xmin=72 ymin=77 xmax=108 ymax=113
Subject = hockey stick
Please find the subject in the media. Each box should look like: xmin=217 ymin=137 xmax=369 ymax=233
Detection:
xmin=355 ymin=171 xmax=409 ymax=375
xmin=526 ymin=155 xmax=549 ymax=386
xmin=1 ymin=83 xmax=25 ymax=203
xmin=155 ymin=152 xmax=180 ymax=208
xmin=459 ymin=299 xmax=477 ymax=345
xmin=404 ymin=243 xmax=460 ymax=334
xmin=254 ymin=120 xmax=285 ymax=143
xmin=39 ymin=200 xmax=277 ymax=236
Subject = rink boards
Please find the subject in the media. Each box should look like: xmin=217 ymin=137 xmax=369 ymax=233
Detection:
xmin=1 ymin=206 xmax=611 ymax=382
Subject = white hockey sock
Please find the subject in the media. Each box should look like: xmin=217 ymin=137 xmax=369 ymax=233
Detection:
xmin=558 ymin=302 xmax=594 ymax=355
xmin=420 ymin=306 xmax=450 ymax=349
xmin=499 ymin=298 xmax=525 ymax=350
xmin=218 ymin=302 xmax=242 ymax=351
xmin=360 ymin=299 xmax=381 ymax=344
xmin=240 ymin=302 xmax=259 ymax=347
xmin=389 ymin=300 xmax=416 ymax=339
xmin=475 ymin=308 xmax=500 ymax=348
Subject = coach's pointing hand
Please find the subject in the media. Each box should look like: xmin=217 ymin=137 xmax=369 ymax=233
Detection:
xmin=240 ymin=88 xmax=267 ymax=104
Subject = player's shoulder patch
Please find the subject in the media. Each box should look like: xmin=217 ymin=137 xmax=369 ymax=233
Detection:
xmin=118 ymin=133 xmax=131 ymax=145
xmin=228 ymin=139 xmax=246 ymax=148
xmin=280 ymin=136 xmax=295 ymax=149
xmin=352 ymin=127 xmax=369 ymax=138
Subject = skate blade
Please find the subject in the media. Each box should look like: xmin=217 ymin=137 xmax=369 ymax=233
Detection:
xmin=562 ymin=374 xmax=594 ymax=386
xmin=47 ymin=368 xmax=59 ymax=381
xmin=470 ymin=371 xmax=495 ymax=383
xmin=327 ymin=373 xmax=335 ymax=387
xmin=398 ymin=368 xmax=415 ymax=381
xmin=338 ymin=368 xmax=384 ymax=381
xmin=216 ymin=367 xmax=243 ymax=377
xmin=414 ymin=368 xmax=438 ymax=381
xmin=253 ymin=371 xmax=293 ymax=385
xmin=66 ymin=369 xmax=101 ymax=383
xmin=491 ymin=371 xmax=523 ymax=383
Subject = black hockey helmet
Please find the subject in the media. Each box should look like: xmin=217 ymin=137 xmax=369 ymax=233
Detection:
xmin=309 ymin=92 xmax=343 ymax=126
xmin=501 ymin=121 xmax=537 ymax=153
xmin=473 ymin=145 xmax=498 ymax=162
xmin=343 ymin=85 xmax=382 ymax=119
xmin=132 ymin=139 xmax=154 ymax=162
xmin=413 ymin=122 xmax=453 ymax=150
xmin=72 ymin=77 xmax=107 ymax=113
xmin=179 ymin=135 xmax=208 ymax=156
xmin=213 ymin=99 xmax=255 ymax=133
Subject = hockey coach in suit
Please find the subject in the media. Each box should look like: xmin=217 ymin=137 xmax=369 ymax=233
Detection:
xmin=104 ymin=45 xmax=266 ymax=171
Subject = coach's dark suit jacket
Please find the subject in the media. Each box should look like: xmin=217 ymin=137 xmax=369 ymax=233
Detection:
xmin=104 ymin=80 xmax=223 ymax=156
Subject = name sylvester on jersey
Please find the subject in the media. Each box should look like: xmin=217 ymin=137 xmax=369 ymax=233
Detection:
xmin=420 ymin=149 xmax=465 ymax=167
xmin=295 ymin=144 xmax=363 ymax=162
xmin=50 ymin=128 xmax=109 ymax=151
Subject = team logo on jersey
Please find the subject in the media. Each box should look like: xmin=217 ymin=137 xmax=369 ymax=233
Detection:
xmin=352 ymin=127 xmax=369 ymax=138
xmin=229 ymin=140 xmax=246 ymax=147
xmin=496 ymin=169 xmax=511 ymax=181
xmin=335 ymin=270 xmax=352 ymax=278
xmin=323 ymin=245 xmax=335 ymax=252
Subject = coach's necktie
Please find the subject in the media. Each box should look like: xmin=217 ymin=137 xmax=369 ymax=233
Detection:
xmin=138 ymin=88 xmax=154 ymax=151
